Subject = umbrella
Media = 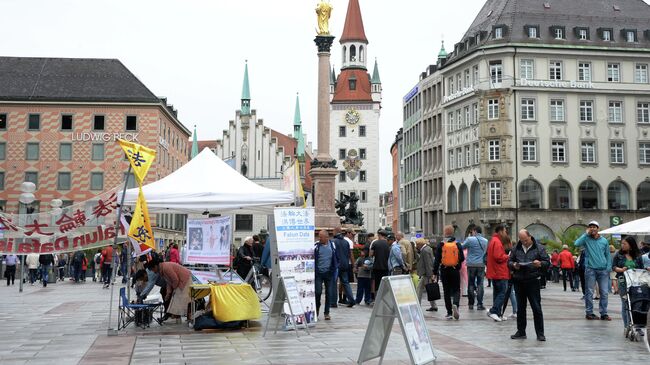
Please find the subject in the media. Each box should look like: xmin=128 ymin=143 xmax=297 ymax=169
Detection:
xmin=599 ymin=215 xmax=650 ymax=235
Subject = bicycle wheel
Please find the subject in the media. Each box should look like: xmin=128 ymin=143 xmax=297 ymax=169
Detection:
xmin=257 ymin=274 xmax=272 ymax=302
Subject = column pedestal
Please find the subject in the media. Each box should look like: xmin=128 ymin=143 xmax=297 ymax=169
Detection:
xmin=309 ymin=167 xmax=340 ymax=230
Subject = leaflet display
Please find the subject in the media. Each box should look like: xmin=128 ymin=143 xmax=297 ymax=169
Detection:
xmin=185 ymin=216 xmax=231 ymax=265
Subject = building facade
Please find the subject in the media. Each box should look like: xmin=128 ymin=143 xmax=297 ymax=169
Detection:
xmin=390 ymin=129 xmax=402 ymax=231
xmin=330 ymin=0 xmax=382 ymax=233
xmin=0 ymin=57 xmax=191 ymax=247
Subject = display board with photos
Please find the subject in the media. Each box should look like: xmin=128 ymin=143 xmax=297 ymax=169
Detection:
xmin=184 ymin=216 xmax=231 ymax=265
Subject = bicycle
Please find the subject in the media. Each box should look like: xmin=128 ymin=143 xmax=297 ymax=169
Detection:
xmin=244 ymin=258 xmax=272 ymax=302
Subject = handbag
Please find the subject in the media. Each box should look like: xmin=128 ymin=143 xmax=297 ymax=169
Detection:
xmin=425 ymin=281 xmax=441 ymax=301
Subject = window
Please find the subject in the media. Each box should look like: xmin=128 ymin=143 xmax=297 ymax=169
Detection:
xmin=581 ymin=141 xmax=596 ymax=163
xmin=472 ymin=65 xmax=479 ymax=86
xmin=126 ymin=115 xmax=137 ymax=131
xmin=59 ymin=143 xmax=72 ymax=161
xmin=578 ymin=62 xmax=591 ymax=81
xmin=489 ymin=61 xmax=503 ymax=85
xmin=626 ymin=30 xmax=636 ymax=43
xmin=359 ymin=170 xmax=367 ymax=182
xmin=549 ymin=179 xmax=572 ymax=209
xmin=464 ymin=106 xmax=471 ymax=127
xmin=0 ymin=143 xmax=5 ymax=160
xmin=554 ymin=27 xmax=564 ymax=39
xmin=488 ymin=99 xmax=499 ymax=120
xmin=521 ymin=98 xmax=536 ymax=120
xmin=519 ymin=179 xmax=543 ymax=209
xmin=457 ymin=73 xmax=462 ymax=90
xmin=90 ymin=172 xmax=104 ymax=190
xmin=360 ymin=191 xmax=367 ymax=203
xmin=638 ymin=102 xmax=650 ymax=123
xmin=0 ymin=113 xmax=6 ymax=129
xmin=359 ymin=148 xmax=366 ymax=159
xmin=522 ymin=140 xmax=537 ymax=162
xmin=607 ymin=63 xmax=620 ymax=82
xmin=448 ymin=77 xmax=455 ymax=94
xmin=457 ymin=147 xmax=463 ymax=168
xmin=473 ymin=142 xmax=480 ymax=164
xmin=25 ymin=171 xmax=38 ymax=188
xmin=552 ymin=141 xmax=567 ymax=163
xmin=640 ymin=143 xmax=650 ymax=164
xmin=602 ymin=29 xmax=611 ymax=41
xmin=579 ymin=100 xmax=594 ymax=122
xmin=359 ymin=125 xmax=366 ymax=137
xmin=610 ymin=142 xmax=625 ymax=164
xmin=349 ymin=78 xmax=357 ymax=91
xmin=448 ymin=112 xmax=454 ymax=131
xmin=550 ymin=99 xmax=565 ymax=122
xmin=339 ymin=126 xmax=346 ymax=137
xmin=608 ymin=181 xmax=630 ymax=209
xmin=578 ymin=28 xmax=589 ymax=40
xmin=91 ymin=143 xmax=105 ymax=161
xmin=235 ymin=214 xmax=253 ymax=231
xmin=464 ymin=69 xmax=470 ymax=88
xmin=578 ymin=180 xmax=600 ymax=209
xmin=28 ymin=114 xmax=40 ymax=130
xmin=57 ymin=172 xmax=71 ymax=190
xmin=494 ymin=27 xmax=503 ymax=39
xmin=489 ymin=181 xmax=501 ymax=206
xmin=456 ymin=110 xmax=462 ymax=130
xmin=26 ymin=143 xmax=39 ymax=160
xmin=549 ymin=61 xmax=562 ymax=80
xmin=0 ymin=172 xmax=4 ymax=190
xmin=449 ymin=150 xmax=455 ymax=170
xmin=339 ymin=171 xmax=346 ymax=182
xmin=488 ymin=140 xmax=500 ymax=161
xmin=608 ymin=101 xmax=623 ymax=123
xmin=338 ymin=149 xmax=346 ymax=160
xmin=635 ymin=64 xmax=649 ymax=83
xmin=93 ymin=115 xmax=105 ymax=130
xmin=520 ymin=59 xmax=534 ymax=80
xmin=472 ymin=103 xmax=478 ymax=124
xmin=61 ymin=114 xmax=73 ymax=130
xmin=527 ymin=26 xmax=538 ymax=38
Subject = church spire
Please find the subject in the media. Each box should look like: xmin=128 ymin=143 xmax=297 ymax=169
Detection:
xmin=340 ymin=0 xmax=368 ymax=43
xmin=438 ymin=40 xmax=447 ymax=60
xmin=241 ymin=60 xmax=251 ymax=116
xmin=371 ymin=58 xmax=381 ymax=84
xmin=191 ymin=125 xmax=199 ymax=158
xmin=293 ymin=93 xmax=305 ymax=158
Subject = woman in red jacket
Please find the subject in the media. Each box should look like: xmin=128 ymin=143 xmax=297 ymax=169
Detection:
xmin=558 ymin=245 xmax=576 ymax=292
xmin=169 ymin=244 xmax=181 ymax=264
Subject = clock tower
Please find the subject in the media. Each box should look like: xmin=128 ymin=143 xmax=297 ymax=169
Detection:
xmin=329 ymin=0 xmax=382 ymax=232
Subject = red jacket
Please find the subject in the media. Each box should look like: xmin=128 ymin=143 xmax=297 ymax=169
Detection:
xmin=486 ymin=234 xmax=510 ymax=280
xmin=169 ymin=247 xmax=181 ymax=264
xmin=558 ymin=249 xmax=575 ymax=269
xmin=551 ymin=252 xmax=560 ymax=267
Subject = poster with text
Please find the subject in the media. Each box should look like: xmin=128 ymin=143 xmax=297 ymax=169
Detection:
xmin=185 ymin=216 xmax=231 ymax=265
xmin=274 ymin=207 xmax=316 ymax=328
xmin=391 ymin=276 xmax=435 ymax=364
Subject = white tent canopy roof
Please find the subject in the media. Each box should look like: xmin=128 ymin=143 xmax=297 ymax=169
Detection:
xmin=119 ymin=148 xmax=293 ymax=214
xmin=599 ymin=215 xmax=650 ymax=235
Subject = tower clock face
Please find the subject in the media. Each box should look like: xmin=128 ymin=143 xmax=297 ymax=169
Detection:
xmin=344 ymin=109 xmax=361 ymax=125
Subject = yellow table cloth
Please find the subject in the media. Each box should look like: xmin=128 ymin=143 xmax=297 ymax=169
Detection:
xmin=210 ymin=283 xmax=261 ymax=322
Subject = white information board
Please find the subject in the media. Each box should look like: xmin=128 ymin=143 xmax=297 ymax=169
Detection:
xmin=357 ymin=275 xmax=436 ymax=365
xmin=263 ymin=275 xmax=310 ymax=337
xmin=184 ymin=216 xmax=231 ymax=265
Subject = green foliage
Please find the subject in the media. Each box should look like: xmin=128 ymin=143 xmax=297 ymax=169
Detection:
xmin=541 ymin=226 xmax=586 ymax=255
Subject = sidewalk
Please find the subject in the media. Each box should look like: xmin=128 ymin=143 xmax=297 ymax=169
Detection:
xmin=0 ymin=277 xmax=648 ymax=364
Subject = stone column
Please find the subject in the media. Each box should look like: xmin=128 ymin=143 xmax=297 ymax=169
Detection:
xmin=310 ymin=35 xmax=339 ymax=230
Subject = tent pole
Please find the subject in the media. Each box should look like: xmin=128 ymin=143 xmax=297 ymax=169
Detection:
xmin=107 ymin=165 xmax=132 ymax=336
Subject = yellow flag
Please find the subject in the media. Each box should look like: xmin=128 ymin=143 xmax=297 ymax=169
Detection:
xmin=128 ymin=187 xmax=155 ymax=250
xmin=117 ymin=139 xmax=156 ymax=185
xmin=295 ymin=163 xmax=307 ymax=208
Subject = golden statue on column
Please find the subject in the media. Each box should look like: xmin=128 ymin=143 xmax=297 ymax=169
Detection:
xmin=316 ymin=0 xmax=333 ymax=35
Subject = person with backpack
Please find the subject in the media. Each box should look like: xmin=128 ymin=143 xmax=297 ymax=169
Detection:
xmin=101 ymin=245 xmax=114 ymax=288
xmin=93 ymin=251 xmax=102 ymax=282
xmin=39 ymin=253 xmax=54 ymax=287
xmin=332 ymin=227 xmax=355 ymax=307
xmin=433 ymin=225 xmax=465 ymax=320
xmin=486 ymin=224 xmax=510 ymax=322
xmin=462 ymin=225 xmax=488 ymax=311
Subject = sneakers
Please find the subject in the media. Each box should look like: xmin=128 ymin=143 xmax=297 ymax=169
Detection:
xmin=501 ymin=315 xmax=508 ymax=321
xmin=510 ymin=331 xmax=527 ymax=340
xmin=452 ymin=305 xmax=459 ymax=320
xmin=509 ymin=313 xmax=517 ymax=319
xmin=324 ymin=314 xmax=331 ymax=320
xmin=445 ymin=314 xmax=453 ymax=320
xmin=537 ymin=335 xmax=546 ymax=341
xmin=426 ymin=307 xmax=438 ymax=312
xmin=585 ymin=313 xmax=598 ymax=320
xmin=600 ymin=314 xmax=612 ymax=321
xmin=487 ymin=312 xmax=502 ymax=322
xmin=476 ymin=305 xmax=486 ymax=311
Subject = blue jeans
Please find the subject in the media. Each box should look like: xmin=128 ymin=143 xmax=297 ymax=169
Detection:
xmin=490 ymin=279 xmax=508 ymax=315
xmin=509 ymin=283 xmax=517 ymax=314
xmin=41 ymin=264 xmax=50 ymax=284
xmin=621 ymin=298 xmax=630 ymax=328
xmin=338 ymin=269 xmax=355 ymax=304
xmin=467 ymin=266 xmax=485 ymax=307
xmin=315 ymin=271 xmax=334 ymax=315
xmin=585 ymin=268 xmax=609 ymax=315
xmin=356 ymin=277 xmax=372 ymax=304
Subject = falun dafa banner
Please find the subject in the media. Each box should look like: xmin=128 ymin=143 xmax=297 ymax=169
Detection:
xmin=117 ymin=139 xmax=156 ymax=185
xmin=128 ymin=187 xmax=156 ymax=251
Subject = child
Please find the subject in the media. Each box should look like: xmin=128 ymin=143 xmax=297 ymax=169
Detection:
xmin=133 ymin=269 xmax=149 ymax=304
xmin=354 ymin=250 xmax=373 ymax=305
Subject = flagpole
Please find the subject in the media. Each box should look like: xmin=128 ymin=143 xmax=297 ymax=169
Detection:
xmin=107 ymin=165 xmax=132 ymax=336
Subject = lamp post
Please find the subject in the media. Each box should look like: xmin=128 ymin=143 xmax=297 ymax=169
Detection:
xmin=18 ymin=181 xmax=36 ymax=293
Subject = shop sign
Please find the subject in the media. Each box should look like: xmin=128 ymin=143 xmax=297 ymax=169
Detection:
xmin=443 ymin=86 xmax=476 ymax=104
xmin=71 ymin=132 xmax=139 ymax=142
xmin=516 ymin=79 xmax=594 ymax=89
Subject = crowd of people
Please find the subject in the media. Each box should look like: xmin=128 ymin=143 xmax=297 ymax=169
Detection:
xmin=312 ymin=220 xmax=650 ymax=342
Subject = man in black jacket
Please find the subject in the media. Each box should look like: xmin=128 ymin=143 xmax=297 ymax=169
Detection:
xmin=39 ymin=254 xmax=54 ymax=287
xmin=333 ymin=227 xmax=355 ymax=307
xmin=508 ymin=229 xmax=550 ymax=341
xmin=433 ymin=225 xmax=465 ymax=320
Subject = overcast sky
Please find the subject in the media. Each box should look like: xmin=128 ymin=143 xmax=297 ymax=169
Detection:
xmin=2 ymin=0 xmax=505 ymax=191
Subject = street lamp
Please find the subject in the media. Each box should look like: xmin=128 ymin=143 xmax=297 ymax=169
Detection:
xmin=18 ymin=182 xmax=35 ymax=293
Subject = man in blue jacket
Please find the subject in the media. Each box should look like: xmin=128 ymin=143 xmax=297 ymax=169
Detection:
xmin=574 ymin=221 xmax=612 ymax=321
xmin=333 ymin=227 xmax=355 ymax=307
xmin=462 ymin=225 xmax=488 ymax=311
xmin=314 ymin=230 xmax=338 ymax=320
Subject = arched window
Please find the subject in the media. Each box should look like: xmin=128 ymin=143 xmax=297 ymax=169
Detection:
xmin=458 ymin=183 xmax=469 ymax=211
xmin=447 ymin=185 xmax=457 ymax=213
xmin=526 ymin=224 xmax=555 ymax=242
xmin=470 ymin=181 xmax=480 ymax=210
xmin=342 ymin=46 xmax=347 ymax=65
xmin=607 ymin=181 xmax=630 ymax=210
xmin=637 ymin=181 xmax=650 ymax=210
xmin=578 ymin=180 xmax=600 ymax=209
xmin=519 ymin=179 xmax=543 ymax=209
xmin=350 ymin=45 xmax=357 ymax=62
xmin=549 ymin=179 xmax=572 ymax=209
xmin=359 ymin=45 xmax=365 ymax=63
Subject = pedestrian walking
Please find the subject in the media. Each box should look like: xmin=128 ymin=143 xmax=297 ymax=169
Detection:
xmin=370 ymin=230 xmax=390 ymax=293
xmin=558 ymin=245 xmax=576 ymax=291
xmin=486 ymin=224 xmax=510 ymax=322
xmin=101 ymin=245 xmax=114 ymax=288
xmin=81 ymin=255 xmax=88 ymax=282
xmin=314 ymin=230 xmax=337 ymax=320
xmin=550 ymin=250 xmax=560 ymax=283
xmin=388 ymin=233 xmax=405 ymax=275
xmin=332 ymin=227 xmax=355 ymax=307
xmin=462 ymin=225 xmax=487 ymax=311
xmin=415 ymin=238 xmax=438 ymax=312
xmin=433 ymin=225 xmax=465 ymax=320
xmin=57 ymin=254 xmax=67 ymax=282
xmin=396 ymin=231 xmax=414 ymax=274
xmin=354 ymin=250 xmax=373 ymax=305
xmin=92 ymin=251 xmax=101 ymax=282
xmin=4 ymin=254 xmax=18 ymax=286
xmin=73 ymin=250 xmax=84 ymax=283
xmin=26 ymin=253 xmax=39 ymax=285
xmin=574 ymin=221 xmax=612 ymax=321
xmin=39 ymin=253 xmax=54 ymax=287
xmin=612 ymin=236 xmax=644 ymax=329
xmin=509 ymin=229 xmax=550 ymax=341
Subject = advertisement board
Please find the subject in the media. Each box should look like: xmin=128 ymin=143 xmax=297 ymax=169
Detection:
xmin=184 ymin=216 xmax=231 ymax=265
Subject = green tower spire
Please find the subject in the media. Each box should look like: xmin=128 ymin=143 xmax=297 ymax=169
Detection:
xmin=191 ymin=125 xmax=199 ymax=159
xmin=241 ymin=60 xmax=251 ymax=115
xmin=438 ymin=40 xmax=447 ymax=60
xmin=371 ymin=58 xmax=381 ymax=84
xmin=293 ymin=93 xmax=305 ymax=158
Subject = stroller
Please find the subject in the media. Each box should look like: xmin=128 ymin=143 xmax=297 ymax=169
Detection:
xmin=619 ymin=269 xmax=650 ymax=346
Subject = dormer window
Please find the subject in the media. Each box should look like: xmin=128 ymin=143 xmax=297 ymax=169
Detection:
xmin=576 ymin=27 xmax=589 ymax=40
xmin=626 ymin=30 xmax=637 ymax=43
xmin=552 ymin=26 xmax=565 ymax=40
xmin=494 ymin=27 xmax=503 ymax=39
xmin=348 ymin=75 xmax=357 ymax=91
xmin=603 ymin=29 xmax=611 ymax=41
xmin=526 ymin=25 xmax=539 ymax=38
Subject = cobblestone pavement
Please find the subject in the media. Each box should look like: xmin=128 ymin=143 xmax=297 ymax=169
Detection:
xmin=1 ymin=276 xmax=648 ymax=364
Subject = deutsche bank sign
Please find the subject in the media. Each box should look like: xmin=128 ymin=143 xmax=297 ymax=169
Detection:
xmin=516 ymin=79 xmax=594 ymax=89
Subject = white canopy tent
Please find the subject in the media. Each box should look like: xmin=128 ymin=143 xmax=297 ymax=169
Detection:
xmin=599 ymin=215 xmax=650 ymax=235
xmin=119 ymin=147 xmax=293 ymax=214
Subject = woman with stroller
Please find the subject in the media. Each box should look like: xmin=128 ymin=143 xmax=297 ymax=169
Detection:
xmin=612 ymin=236 xmax=644 ymax=329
